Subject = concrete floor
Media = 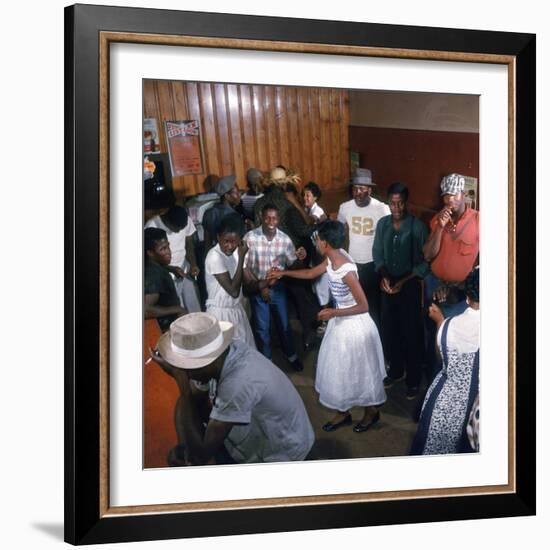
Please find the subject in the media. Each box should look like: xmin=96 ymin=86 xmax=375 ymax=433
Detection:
xmin=273 ymin=319 xmax=426 ymax=461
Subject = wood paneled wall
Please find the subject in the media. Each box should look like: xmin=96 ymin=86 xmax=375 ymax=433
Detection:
xmin=144 ymin=80 xmax=350 ymax=198
xmin=349 ymin=126 xmax=479 ymax=224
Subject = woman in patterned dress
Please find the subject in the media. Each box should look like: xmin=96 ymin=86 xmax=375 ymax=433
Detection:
xmin=410 ymin=268 xmax=480 ymax=455
xmin=267 ymin=220 xmax=386 ymax=433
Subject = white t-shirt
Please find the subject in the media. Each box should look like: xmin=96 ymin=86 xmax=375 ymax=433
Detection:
xmin=307 ymin=202 xmax=325 ymax=221
xmin=437 ymin=306 xmax=480 ymax=354
xmin=144 ymin=214 xmax=196 ymax=268
xmin=337 ymin=197 xmax=390 ymax=264
xmin=205 ymin=244 xmax=242 ymax=307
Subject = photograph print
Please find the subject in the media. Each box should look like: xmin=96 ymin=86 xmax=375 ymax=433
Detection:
xmin=143 ymin=79 xmax=480 ymax=469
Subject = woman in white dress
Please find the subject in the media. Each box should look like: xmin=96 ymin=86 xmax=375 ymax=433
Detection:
xmin=204 ymin=213 xmax=256 ymax=348
xmin=268 ymin=220 xmax=386 ymax=432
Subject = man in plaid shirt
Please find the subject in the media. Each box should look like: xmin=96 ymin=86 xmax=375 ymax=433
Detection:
xmin=244 ymin=203 xmax=306 ymax=370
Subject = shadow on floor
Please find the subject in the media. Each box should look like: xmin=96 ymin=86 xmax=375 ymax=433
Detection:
xmin=30 ymin=523 xmax=64 ymax=542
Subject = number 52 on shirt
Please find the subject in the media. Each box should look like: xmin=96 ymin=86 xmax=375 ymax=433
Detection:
xmin=351 ymin=216 xmax=374 ymax=236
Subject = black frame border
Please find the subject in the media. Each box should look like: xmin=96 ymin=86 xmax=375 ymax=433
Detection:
xmin=65 ymin=4 xmax=536 ymax=545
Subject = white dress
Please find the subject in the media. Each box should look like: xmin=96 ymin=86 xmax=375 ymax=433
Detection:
xmin=205 ymin=245 xmax=256 ymax=349
xmin=315 ymin=252 xmax=387 ymax=411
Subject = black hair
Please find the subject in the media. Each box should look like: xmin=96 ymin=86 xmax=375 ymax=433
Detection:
xmin=464 ymin=267 xmax=480 ymax=303
xmin=304 ymin=181 xmax=322 ymax=200
xmin=144 ymin=227 xmax=167 ymax=253
xmin=261 ymin=203 xmax=279 ymax=216
xmin=387 ymin=182 xmax=409 ymax=201
xmin=285 ymin=182 xmax=298 ymax=195
xmin=217 ymin=212 xmax=245 ymax=237
xmin=317 ymin=220 xmax=345 ymax=249
xmin=163 ymin=205 xmax=189 ymax=229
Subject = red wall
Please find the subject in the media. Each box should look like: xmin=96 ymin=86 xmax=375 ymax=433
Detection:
xmin=349 ymin=126 xmax=479 ymax=223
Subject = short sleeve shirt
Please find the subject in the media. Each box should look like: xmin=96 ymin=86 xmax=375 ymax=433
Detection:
xmin=338 ymin=197 xmax=390 ymax=264
xmin=307 ymin=202 xmax=325 ymax=221
xmin=144 ymin=214 xmax=196 ymax=268
xmin=429 ymin=207 xmax=479 ymax=283
xmin=243 ymin=227 xmax=297 ymax=280
xmin=209 ymin=341 xmax=315 ymax=462
xmin=205 ymin=244 xmax=242 ymax=307
xmin=253 ymin=186 xmax=314 ymax=247
xmin=144 ymin=261 xmax=180 ymax=332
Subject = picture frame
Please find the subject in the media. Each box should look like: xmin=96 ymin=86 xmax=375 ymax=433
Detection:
xmin=65 ymin=3 xmax=536 ymax=545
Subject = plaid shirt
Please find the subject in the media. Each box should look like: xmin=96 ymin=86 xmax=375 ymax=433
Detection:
xmin=243 ymin=227 xmax=297 ymax=280
xmin=253 ymin=186 xmax=314 ymax=247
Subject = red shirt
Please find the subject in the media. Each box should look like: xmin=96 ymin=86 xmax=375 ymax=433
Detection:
xmin=430 ymin=207 xmax=479 ymax=283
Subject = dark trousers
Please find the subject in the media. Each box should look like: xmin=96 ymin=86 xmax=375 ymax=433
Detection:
xmin=286 ymin=277 xmax=320 ymax=340
xmin=357 ymin=262 xmax=381 ymax=332
xmin=381 ymin=277 xmax=424 ymax=389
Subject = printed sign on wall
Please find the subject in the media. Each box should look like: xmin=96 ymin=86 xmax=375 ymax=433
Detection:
xmin=164 ymin=120 xmax=204 ymax=176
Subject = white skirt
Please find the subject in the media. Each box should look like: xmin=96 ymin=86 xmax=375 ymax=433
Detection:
xmin=206 ymin=301 xmax=257 ymax=350
xmin=315 ymin=311 xmax=386 ymax=411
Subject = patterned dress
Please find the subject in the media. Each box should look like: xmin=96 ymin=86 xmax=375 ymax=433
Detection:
xmin=411 ymin=308 xmax=480 ymax=455
xmin=314 ymin=251 xmax=387 ymax=411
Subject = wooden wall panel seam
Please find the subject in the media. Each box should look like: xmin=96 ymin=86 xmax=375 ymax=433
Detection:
xmin=144 ymin=81 xmax=351 ymax=196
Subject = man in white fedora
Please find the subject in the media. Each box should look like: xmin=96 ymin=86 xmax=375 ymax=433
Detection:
xmin=150 ymin=312 xmax=315 ymax=465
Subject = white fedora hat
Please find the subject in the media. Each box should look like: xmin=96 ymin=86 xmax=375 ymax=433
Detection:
xmin=157 ymin=312 xmax=234 ymax=370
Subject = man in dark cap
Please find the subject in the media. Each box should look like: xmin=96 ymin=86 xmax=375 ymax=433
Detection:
xmin=203 ymin=175 xmax=250 ymax=251
xmin=145 ymin=204 xmax=201 ymax=312
xmin=337 ymin=168 xmax=390 ymax=331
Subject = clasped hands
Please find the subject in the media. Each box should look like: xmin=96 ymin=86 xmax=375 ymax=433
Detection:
xmin=380 ymin=277 xmax=404 ymax=295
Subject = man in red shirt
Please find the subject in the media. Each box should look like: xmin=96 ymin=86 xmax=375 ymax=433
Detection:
xmin=423 ymin=173 xmax=479 ymax=379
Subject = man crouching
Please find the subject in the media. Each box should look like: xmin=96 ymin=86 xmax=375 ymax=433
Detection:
xmin=150 ymin=312 xmax=314 ymax=465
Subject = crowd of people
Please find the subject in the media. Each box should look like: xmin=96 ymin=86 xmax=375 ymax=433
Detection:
xmin=145 ymin=165 xmax=481 ymax=466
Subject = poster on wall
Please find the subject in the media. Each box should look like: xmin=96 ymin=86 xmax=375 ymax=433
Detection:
xmin=164 ymin=119 xmax=204 ymax=176
xmin=143 ymin=117 xmax=161 ymax=154
xmin=464 ymin=176 xmax=478 ymax=210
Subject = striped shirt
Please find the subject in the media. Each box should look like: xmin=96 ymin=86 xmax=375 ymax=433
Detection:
xmin=243 ymin=227 xmax=297 ymax=280
xmin=241 ymin=192 xmax=263 ymax=218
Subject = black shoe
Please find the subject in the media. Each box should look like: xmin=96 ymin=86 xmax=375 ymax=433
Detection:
xmin=322 ymin=414 xmax=352 ymax=432
xmin=406 ymin=386 xmax=419 ymax=400
xmin=290 ymin=358 xmax=304 ymax=371
xmin=353 ymin=411 xmax=381 ymax=433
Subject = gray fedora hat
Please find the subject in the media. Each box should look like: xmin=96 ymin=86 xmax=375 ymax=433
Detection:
xmin=215 ymin=175 xmax=237 ymax=196
xmin=350 ymin=167 xmax=376 ymax=186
